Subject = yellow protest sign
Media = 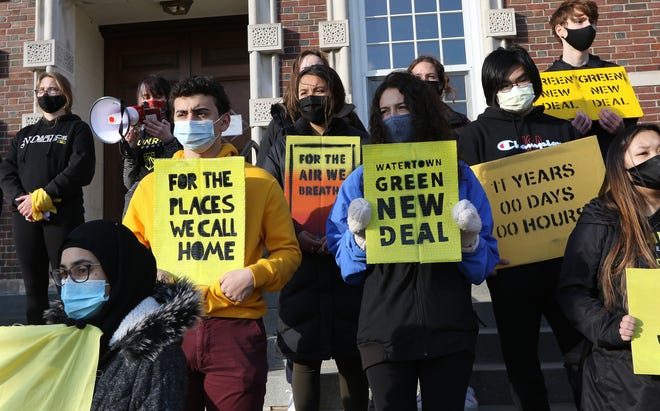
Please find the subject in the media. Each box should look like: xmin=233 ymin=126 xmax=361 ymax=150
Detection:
xmin=535 ymin=67 xmax=643 ymax=120
xmin=0 ymin=324 xmax=101 ymax=411
xmin=284 ymin=135 xmax=361 ymax=235
xmin=471 ymin=136 xmax=603 ymax=267
xmin=626 ymin=268 xmax=660 ymax=375
xmin=363 ymin=141 xmax=461 ymax=264
xmin=153 ymin=157 xmax=246 ymax=285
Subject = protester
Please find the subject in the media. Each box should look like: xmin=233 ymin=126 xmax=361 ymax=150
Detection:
xmin=263 ymin=64 xmax=369 ymax=411
xmin=44 ymin=219 xmax=200 ymax=410
xmin=121 ymin=75 xmax=180 ymax=214
xmin=546 ymin=0 xmax=637 ymax=158
xmin=558 ymin=124 xmax=660 ymax=410
xmin=256 ymin=49 xmax=365 ymax=168
xmin=457 ymin=45 xmax=583 ymax=411
xmin=0 ymin=71 xmax=95 ymax=325
xmin=327 ymin=71 xmax=499 ymax=411
xmin=123 ymin=75 xmax=301 ymax=411
xmin=407 ymin=55 xmax=469 ymax=133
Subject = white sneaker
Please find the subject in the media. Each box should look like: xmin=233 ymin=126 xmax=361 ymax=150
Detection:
xmin=464 ymin=386 xmax=478 ymax=410
xmin=287 ymin=392 xmax=295 ymax=411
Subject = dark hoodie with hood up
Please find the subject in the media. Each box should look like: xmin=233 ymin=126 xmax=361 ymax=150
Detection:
xmin=457 ymin=105 xmax=581 ymax=166
xmin=558 ymin=198 xmax=660 ymax=411
xmin=0 ymin=114 xmax=96 ymax=219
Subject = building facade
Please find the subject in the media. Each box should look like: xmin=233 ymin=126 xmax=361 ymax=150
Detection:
xmin=0 ymin=0 xmax=658 ymax=285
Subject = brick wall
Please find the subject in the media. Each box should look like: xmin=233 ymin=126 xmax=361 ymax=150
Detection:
xmin=0 ymin=0 xmax=36 ymax=280
xmin=278 ymin=0 xmax=327 ymax=94
xmin=506 ymin=0 xmax=660 ymax=124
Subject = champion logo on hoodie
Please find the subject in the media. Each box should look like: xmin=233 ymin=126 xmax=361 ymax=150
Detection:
xmin=496 ymin=137 xmax=561 ymax=152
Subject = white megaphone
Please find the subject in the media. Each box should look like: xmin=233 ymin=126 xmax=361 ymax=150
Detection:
xmin=89 ymin=96 xmax=142 ymax=144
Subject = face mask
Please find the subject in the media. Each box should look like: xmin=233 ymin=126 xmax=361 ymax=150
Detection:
xmin=298 ymin=95 xmax=329 ymax=125
xmin=383 ymin=113 xmax=415 ymax=143
xmin=173 ymin=118 xmax=222 ymax=153
xmin=61 ymin=279 xmax=109 ymax=320
xmin=564 ymin=25 xmax=596 ymax=51
xmin=627 ymin=155 xmax=660 ymax=190
xmin=497 ymin=83 xmax=536 ymax=113
xmin=38 ymin=95 xmax=67 ymax=114
xmin=423 ymin=80 xmax=444 ymax=96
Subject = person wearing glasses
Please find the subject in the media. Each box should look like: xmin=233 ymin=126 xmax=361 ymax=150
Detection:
xmin=45 ymin=220 xmax=201 ymax=411
xmin=0 ymin=71 xmax=96 ymax=325
xmin=457 ymin=45 xmax=584 ymax=411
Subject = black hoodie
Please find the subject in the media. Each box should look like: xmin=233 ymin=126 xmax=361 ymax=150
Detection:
xmin=0 ymin=114 xmax=95 ymax=219
xmin=457 ymin=106 xmax=582 ymax=166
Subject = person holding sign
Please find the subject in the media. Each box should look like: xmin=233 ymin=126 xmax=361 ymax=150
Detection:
xmin=256 ymin=49 xmax=366 ymax=169
xmin=558 ymin=124 xmax=660 ymax=410
xmin=263 ymin=64 xmax=370 ymax=411
xmin=457 ymin=45 xmax=584 ymax=410
xmin=44 ymin=220 xmax=200 ymax=410
xmin=546 ymin=0 xmax=637 ymax=158
xmin=0 ymin=71 xmax=96 ymax=325
xmin=123 ymin=76 xmax=302 ymax=411
xmin=327 ymin=72 xmax=499 ymax=411
xmin=407 ymin=55 xmax=470 ymax=134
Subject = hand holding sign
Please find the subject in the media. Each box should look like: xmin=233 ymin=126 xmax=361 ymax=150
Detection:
xmin=452 ymin=200 xmax=482 ymax=253
xmin=619 ymin=314 xmax=638 ymax=342
xmin=598 ymin=108 xmax=625 ymax=135
xmin=348 ymin=198 xmax=372 ymax=250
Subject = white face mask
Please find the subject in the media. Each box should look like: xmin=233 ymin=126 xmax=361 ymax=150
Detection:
xmin=497 ymin=83 xmax=535 ymax=113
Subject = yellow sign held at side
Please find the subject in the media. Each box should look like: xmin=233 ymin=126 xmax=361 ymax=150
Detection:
xmin=626 ymin=268 xmax=660 ymax=375
xmin=153 ymin=157 xmax=246 ymax=285
xmin=363 ymin=141 xmax=461 ymax=264
xmin=535 ymin=67 xmax=643 ymax=120
xmin=470 ymin=136 xmax=604 ymax=267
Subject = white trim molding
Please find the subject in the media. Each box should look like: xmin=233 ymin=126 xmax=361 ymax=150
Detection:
xmin=23 ymin=39 xmax=74 ymax=74
xmin=247 ymin=23 xmax=283 ymax=53
xmin=319 ymin=20 xmax=350 ymax=50
xmin=250 ymin=97 xmax=283 ymax=127
xmin=485 ymin=8 xmax=517 ymax=39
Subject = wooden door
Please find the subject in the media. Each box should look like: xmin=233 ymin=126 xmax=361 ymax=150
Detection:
xmin=101 ymin=16 xmax=249 ymax=222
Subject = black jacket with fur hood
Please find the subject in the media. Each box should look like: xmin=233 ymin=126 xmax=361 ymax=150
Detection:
xmin=45 ymin=280 xmax=201 ymax=411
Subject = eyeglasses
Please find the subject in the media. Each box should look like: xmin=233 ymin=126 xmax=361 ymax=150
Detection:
xmin=34 ymin=87 xmax=62 ymax=96
xmin=499 ymin=78 xmax=532 ymax=93
xmin=50 ymin=263 xmax=102 ymax=286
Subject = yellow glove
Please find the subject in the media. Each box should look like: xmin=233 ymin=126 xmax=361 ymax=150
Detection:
xmin=30 ymin=188 xmax=59 ymax=221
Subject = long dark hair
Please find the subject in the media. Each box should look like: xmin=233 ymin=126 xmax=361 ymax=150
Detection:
xmin=481 ymin=45 xmax=542 ymax=107
xmin=284 ymin=50 xmax=329 ymax=122
xmin=296 ymin=64 xmax=346 ymax=125
xmin=598 ymin=123 xmax=660 ymax=311
xmin=368 ymin=71 xmax=452 ymax=144
xmin=137 ymin=75 xmax=172 ymax=120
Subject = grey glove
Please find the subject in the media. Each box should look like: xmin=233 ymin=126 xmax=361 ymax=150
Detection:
xmin=452 ymin=199 xmax=481 ymax=253
xmin=347 ymin=198 xmax=372 ymax=250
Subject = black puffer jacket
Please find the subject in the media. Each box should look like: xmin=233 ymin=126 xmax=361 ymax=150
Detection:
xmin=45 ymin=280 xmax=201 ymax=411
xmin=558 ymin=198 xmax=660 ymax=411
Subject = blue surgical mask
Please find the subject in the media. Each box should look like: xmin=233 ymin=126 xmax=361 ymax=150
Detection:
xmin=61 ymin=279 xmax=109 ymax=320
xmin=173 ymin=117 xmax=222 ymax=153
xmin=383 ymin=113 xmax=415 ymax=143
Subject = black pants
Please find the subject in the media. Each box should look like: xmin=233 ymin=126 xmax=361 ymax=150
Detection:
xmin=365 ymin=351 xmax=473 ymax=411
xmin=12 ymin=212 xmax=82 ymax=324
xmin=487 ymin=259 xmax=582 ymax=411
xmin=292 ymin=357 xmax=369 ymax=411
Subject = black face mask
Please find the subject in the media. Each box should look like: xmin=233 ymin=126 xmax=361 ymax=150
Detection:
xmin=564 ymin=25 xmax=596 ymax=51
xmin=423 ymin=80 xmax=444 ymax=96
xmin=298 ymin=95 xmax=329 ymax=125
xmin=627 ymin=155 xmax=660 ymax=190
xmin=37 ymin=94 xmax=67 ymax=114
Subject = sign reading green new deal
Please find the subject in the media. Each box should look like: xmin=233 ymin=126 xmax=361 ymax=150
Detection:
xmin=362 ymin=141 xmax=461 ymax=264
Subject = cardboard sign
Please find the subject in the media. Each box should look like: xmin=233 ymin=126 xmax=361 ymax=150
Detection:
xmin=0 ymin=324 xmax=101 ymax=411
xmin=626 ymin=268 xmax=660 ymax=375
xmin=153 ymin=157 xmax=246 ymax=285
xmin=284 ymin=135 xmax=361 ymax=235
xmin=363 ymin=141 xmax=461 ymax=264
xmin=535 ymin=67 xmax=643 ymax=120
xmin=470 ymin=136 xmax=604 ymax=267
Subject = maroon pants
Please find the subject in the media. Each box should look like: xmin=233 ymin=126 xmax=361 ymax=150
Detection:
xmin=182 ymin=317 xmax=268 ymax=411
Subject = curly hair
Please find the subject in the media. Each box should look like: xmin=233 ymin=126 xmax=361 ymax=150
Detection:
xmin=598 ymin=123 xmax=660 ymax=311
xmin=169 ymin=75 xmax=230 ymax=115
xmin=368 ymin=71 xmax=452 ymax=145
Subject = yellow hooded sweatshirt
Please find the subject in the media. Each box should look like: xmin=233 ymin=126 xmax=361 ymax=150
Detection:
xmin=123 ymin=143 xmax=301 ymax=319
